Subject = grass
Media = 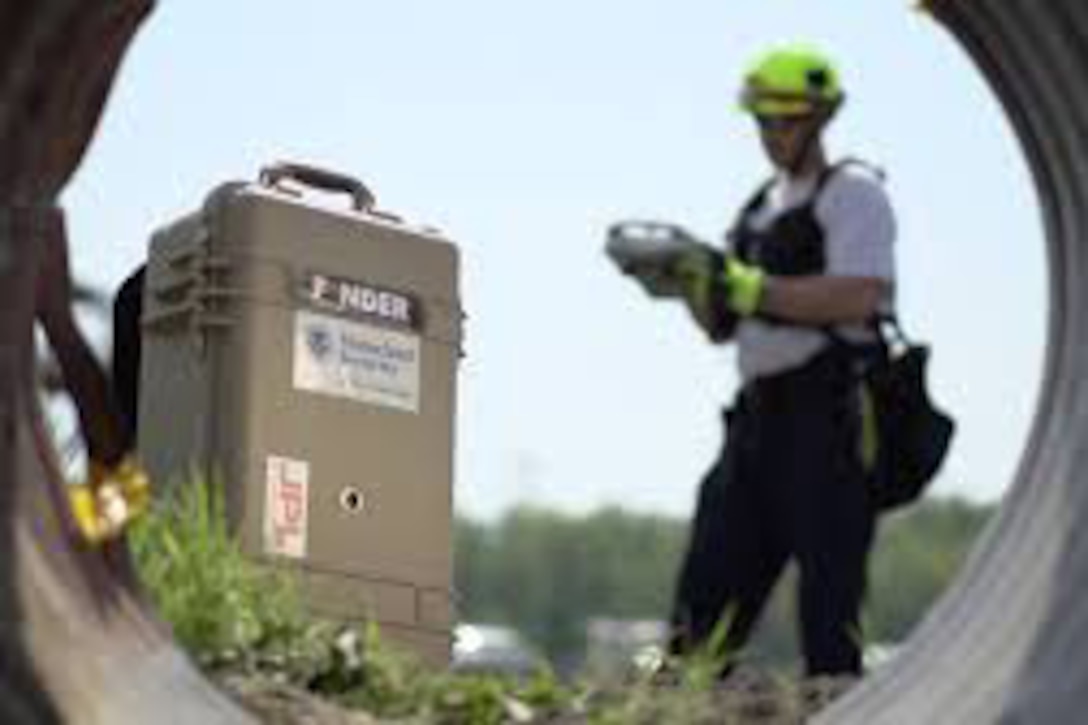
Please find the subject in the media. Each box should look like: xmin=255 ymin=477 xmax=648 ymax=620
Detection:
xmin=127 ymin=476 xmax=848 ymax=724
xmin=128 ymin=474 xmax=307 ymax=658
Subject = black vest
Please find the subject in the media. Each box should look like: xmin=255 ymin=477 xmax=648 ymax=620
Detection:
xmin=728 ymin=160 xmax=883 ymax=330
xmin=730 ymin=162 xmax=856 ymax=276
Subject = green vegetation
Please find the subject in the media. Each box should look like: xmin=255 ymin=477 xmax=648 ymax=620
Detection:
xmin=457 ymin=498 xmax=995 ymax=668
xmin=868 ymin=499 xmax=992 ymax=642
xmin=457 ymin=507 xmax=686 ymax=666
xmin=128 ymin=478 xmax=306 ymax=657
xmin=129 ymin=478 xmax=993 ymax=722
xmin=127 ymin=478 xmax=584 ymax=722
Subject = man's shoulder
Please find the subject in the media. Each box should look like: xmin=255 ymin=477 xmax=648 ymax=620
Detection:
xmin=819 ymin=160 xmax=893 ymax=215
xmin=828 ymin=159 xmax=886 ymax=191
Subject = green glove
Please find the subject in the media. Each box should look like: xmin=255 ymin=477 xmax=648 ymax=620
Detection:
xmin=674 ymin=248 xmax=719 ymax=316
xmin=676 ymin=252 xmax=765 ymax=318
xmin=723 ymin=257 xmax=766 ymax=317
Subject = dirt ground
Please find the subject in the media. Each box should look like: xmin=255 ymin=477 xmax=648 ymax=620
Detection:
xmin=219 ymin=668 xmax=857 ymax=724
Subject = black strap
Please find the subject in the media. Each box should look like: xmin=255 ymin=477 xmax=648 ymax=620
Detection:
xmin=729 ymin=158 xmax=886 ymax=257
xmin=728 ymin=178 xmax=777 ymax=258
xmin=730 ymin=158 xmax=897 ymax=349
xmin=808 ymin=159 xmax=894 ymax=350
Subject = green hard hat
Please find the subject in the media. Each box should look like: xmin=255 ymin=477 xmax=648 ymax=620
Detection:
xmin=739 ymin=45 xmax=844 ymax=117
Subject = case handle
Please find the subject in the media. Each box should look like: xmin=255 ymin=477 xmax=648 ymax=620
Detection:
xmin=259 ymin=162 xmax=376 ymax=212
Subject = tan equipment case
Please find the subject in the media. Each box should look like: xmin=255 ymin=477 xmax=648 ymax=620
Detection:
xmin=138 ymin=163 xmax=461 ymax=665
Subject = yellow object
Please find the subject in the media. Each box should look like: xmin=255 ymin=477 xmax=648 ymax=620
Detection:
xmin=859 ymin=383 xmax=880 ymax=472
xmin=724 ymin=257 xmax=766 ymax=317
xmin=739 ymin=45 xmax=844 ymax=117
xmin=69 ymin=456 xmax=152 ymax=545
xmin=675 ymin=248 xmax=717 ymax=315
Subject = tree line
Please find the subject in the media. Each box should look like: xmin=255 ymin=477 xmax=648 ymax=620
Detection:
xmin=454 ymin=497 xmax=995 ymax=669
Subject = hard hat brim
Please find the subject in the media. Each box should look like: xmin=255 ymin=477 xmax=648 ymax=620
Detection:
xmin=738 ymin=88 xmax=843 ymax=117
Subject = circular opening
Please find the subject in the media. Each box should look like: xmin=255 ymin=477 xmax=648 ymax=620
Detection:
xmin=49 ymin=2 xmax=1069 ymax=719
xmin=339 ymin=487 xmax=366 ymax=514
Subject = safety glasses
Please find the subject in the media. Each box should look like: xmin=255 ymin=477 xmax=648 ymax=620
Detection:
xmin=755 ymin=114 xmax=811 ymax=133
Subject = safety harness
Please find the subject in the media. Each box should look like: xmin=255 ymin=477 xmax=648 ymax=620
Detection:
xmin=728 ymin=161 xmax=955 ymax=511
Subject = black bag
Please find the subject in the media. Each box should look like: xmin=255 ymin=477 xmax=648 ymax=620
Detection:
xmin=852 ymin=319 xmax=956 ymax=512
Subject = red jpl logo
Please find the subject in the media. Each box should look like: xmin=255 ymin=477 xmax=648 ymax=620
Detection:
xmin=271 ymin=475 xmax=308 ymax=556
xmin=279 ymin=480 xmax=305 ymax=529
xmin=266 ymin=457 xmax=309 ymax=558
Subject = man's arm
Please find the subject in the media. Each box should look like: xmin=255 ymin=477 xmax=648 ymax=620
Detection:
xmin=758 ymin=275 xmax=888 ymax=325
xmin=749 ymin=168 xmax=895 ymax=326
xmin=678 ymin=169 xmax=895 ymax=335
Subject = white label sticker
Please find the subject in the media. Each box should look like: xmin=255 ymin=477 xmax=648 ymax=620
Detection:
xmin=263 ymin=455 xmax=310 ymax=559
xmin=293 ymin=310 xmax=421 ymax=413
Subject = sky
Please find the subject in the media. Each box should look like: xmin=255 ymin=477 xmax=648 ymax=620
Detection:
xmin=62 ymin=1 xmax=1046 ymax=520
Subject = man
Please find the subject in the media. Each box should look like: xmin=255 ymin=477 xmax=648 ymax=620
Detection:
xmin=666 ymin=45 xmax=896 ymax=678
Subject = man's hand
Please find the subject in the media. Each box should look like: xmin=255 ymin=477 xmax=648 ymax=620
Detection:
xmin=674 ymin=247 xmax=720 ymax=316
xmin=671 ymin=250 xmax=743 ymax=341
xmin=606 ymin=221 xmax=708 ymax=299
xmin=678 ymin=248 xmax=765 ymax=326
xmin=722 ymin=257 xmax=766 ymax=317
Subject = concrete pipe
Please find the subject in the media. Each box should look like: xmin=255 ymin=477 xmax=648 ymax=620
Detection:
xmin=820 ymin=1 xmax=1088 ymax=722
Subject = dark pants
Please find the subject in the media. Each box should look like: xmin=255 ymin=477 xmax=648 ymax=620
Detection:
xmin=668 ymin=347 xmax=876 ymax=676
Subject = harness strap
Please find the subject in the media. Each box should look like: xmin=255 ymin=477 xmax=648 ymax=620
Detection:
xmin=730 ymin=157 xmax=884 ymax=259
